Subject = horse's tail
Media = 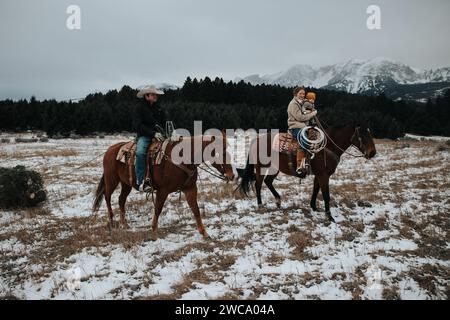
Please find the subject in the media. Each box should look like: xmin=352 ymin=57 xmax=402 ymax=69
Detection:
xmin=92 ymin=174 xmax=105 ymax=213
xmin=239 ymin=156 xmax=256 ymax=197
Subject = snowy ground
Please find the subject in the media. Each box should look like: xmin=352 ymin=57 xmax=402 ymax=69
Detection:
xmin=0 ymin=133 xmax=449 ymax=300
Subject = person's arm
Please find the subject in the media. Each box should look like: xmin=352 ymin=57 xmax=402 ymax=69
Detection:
xmin=158 ymin=107 xmax=167 ymax=127
xmin=288 ymin=101 xmax=316 ymax=122
xmin=303 ymin=101 xmax=315 ymax=111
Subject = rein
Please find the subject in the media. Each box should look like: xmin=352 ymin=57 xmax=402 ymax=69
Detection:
xmin=161 ymin=151 xmax=197 ymax=187
xmin=198 ymin=163 xmax=228 ymax=181
xmin=314 ymin=117 xmax=366 ymax=158
xmin=144 ymin=137 xmax=230 ymax=203
xmin=161 ymin=148 xmax=228 ymax=185
xmin=45 ymin=151 xmax=106 ymax=180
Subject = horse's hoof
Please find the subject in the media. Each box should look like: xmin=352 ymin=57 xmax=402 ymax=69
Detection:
xmin=119 ymin=222 xmax=129 ymax=230
xmin=202 ymin=233 xmax=211 ymax=240
xmin=326 ymin=211 xmax=335 ymax=223
xmin=107 ymin=221 xmax=118 ymax=230
xmin=151 ymin=231 xmax=158 ymax=241
xmin=275 ymin=199 xmax=281 ymax=209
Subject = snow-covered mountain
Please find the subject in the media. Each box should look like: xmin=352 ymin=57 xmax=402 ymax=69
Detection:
xmin=155 ymin=82 xmax=180 ymax=91
xmin=236 ymin=58 xmax=450 ymax=101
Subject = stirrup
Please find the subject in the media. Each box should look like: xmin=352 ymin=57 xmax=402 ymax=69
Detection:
xmin=142 ymin=179 xmax=153 ymax=193
xmin=296 ymin=166 xmax=308 ymax=178
xmin=135 ymin=181 xmax=152 ymax=193
xmin=142 ymin=185 xmax=153 ymax=193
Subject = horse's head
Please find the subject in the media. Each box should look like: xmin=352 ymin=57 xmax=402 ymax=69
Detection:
xmin=351 ymin=123 xmax=377 ymax=159
xmin=204 ymin=130 xmax=235 ymax=182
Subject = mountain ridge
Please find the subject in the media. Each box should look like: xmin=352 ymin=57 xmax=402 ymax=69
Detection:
xmin=236 ymin=58 xmax=450 ymax=102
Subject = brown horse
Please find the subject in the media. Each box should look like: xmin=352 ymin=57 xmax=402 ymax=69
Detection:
xmin=92 ymin=132 xmax=235 ymax=238
xmin=239 ymin=121 xmax=377 ymax=222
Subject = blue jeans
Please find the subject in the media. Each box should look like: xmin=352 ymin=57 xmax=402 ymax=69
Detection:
xmin=290 ymin=128 xmax=303 ymax=144
xmin=135 ymin=136 xmax=151 ymax=186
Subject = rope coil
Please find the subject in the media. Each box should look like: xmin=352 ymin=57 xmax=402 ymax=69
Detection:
xmin=297 ymin=126 xmax=327 ymax=157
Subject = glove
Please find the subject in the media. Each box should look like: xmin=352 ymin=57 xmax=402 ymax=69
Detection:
xmin=155 ymin=132 xmax=164 ymax=141
xmin=311 ymin=110 xmax=318 ymax=117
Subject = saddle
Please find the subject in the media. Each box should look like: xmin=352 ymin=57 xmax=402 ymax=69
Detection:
xmin=272 ymin=129 xmax=321 ymax=155
xmin=272 ymin=132 xmax=300 ymax=154
xmin=116 ymin=138 xmax=171 ymax=187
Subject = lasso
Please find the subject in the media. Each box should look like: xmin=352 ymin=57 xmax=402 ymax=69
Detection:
xmin=297 ymin=126 xmax=327 ymax=159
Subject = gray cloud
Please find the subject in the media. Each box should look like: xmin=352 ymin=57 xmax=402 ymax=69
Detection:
xmin=1 ymin=0 xmax=449 ymax=99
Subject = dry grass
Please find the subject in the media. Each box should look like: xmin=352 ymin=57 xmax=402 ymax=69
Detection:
xmin=337 ymin=229 xmax=359 ymax=242
xmin=341 ymin=281 xmax=364 ymax=300
xmin=373 ymin=214 xmax=389 ymax=231
xmin=401 ymin=264 xmax=449 ymax=298
xmin=0 ymin=214 xmax=157 ymax=285
xmin=382 ymin=286 xmax=401 ymax=300
xmin=23 ymin=206 xmax=52 ymax=219
xmin=144 ymin=253 xmax=238 ymax=300
xmin=1 ymin=138 xmax=449 ymax=299
xmin=5 ymin=149 xmax=79 ymax=160
xmin=287 ymin=229 xmax=313 ymax=260
xmin=266 ymin=252 xmax=285 ymax=266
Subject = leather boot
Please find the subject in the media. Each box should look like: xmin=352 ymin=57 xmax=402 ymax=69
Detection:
xmin=296 ymin=150 xmax=307 ymax=178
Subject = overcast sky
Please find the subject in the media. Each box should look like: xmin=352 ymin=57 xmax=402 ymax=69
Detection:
xmin=1 ymin=0 xmax=449 ymax=100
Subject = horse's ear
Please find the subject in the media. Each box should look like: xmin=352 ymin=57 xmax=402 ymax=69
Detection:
xmin=353 ymin=118 xmax=361 ymax=129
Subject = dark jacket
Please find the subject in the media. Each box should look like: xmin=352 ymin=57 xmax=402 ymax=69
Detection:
xmin=133 ymin=100 xmax=166 ymax=138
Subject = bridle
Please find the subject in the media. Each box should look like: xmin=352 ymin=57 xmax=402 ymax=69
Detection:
xmin=195 ymin=137 xmax=233 ymax=182
xmin=351 ymin=127 xmax=366 ymax=154
xmin=198 ymin=163 xmax=229 ymax=181
xmin=315 ymin=117 xmax=367 ymax=158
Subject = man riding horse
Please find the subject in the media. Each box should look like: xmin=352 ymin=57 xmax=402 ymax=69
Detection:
xmin=287 ymin=86 xmax=317 ymax=177
xmin=133 ymin=85 xmax=166 ymax=192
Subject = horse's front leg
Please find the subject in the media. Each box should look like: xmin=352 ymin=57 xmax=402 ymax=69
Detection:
xmin=184 ymin=186 xmax=209 ymax=238
xmin=118 ymin=183 xmax=132 ymax=228
xmin=264 ymin=173 xmax=281 ymax=208
xmin=255 ymin=169 xmax=264 ymax=209
xmin=151 ymin=190 xmax=169 ymax=239
xmin=318 ymin=174 xmax=334 ymax=222
xmin=310 ymin=175 xmax=321 ymax=212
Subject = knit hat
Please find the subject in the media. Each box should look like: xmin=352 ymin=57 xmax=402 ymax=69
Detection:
xmin=306 ymin=92 xmax=316 ymax=101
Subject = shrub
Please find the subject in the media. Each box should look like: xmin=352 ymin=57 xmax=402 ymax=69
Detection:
xmin=0 ymin=166 xmax=46 ymax=209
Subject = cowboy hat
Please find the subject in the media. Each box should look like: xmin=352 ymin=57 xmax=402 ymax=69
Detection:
xmin=137 ymin=85 xmax=165 ymax=98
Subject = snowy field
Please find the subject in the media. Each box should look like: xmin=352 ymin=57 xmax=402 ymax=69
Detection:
xmin=0 ymin=133 xmax=449 ymax=300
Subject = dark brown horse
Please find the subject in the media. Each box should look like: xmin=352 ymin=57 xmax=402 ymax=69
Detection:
xmin=239 ymin=121 xmax=377 ymax=222
xmin=92 ymin=132 xmax=235 ymax=238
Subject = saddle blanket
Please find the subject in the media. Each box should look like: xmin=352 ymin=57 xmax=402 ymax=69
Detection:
xmin=272 ymin=132 xmax=300 ymax=154
xmin=116 ymin=139 xmax=170 ymax=165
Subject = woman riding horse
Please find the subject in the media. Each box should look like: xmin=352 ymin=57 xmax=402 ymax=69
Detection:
xmin=287 ymin=86 xmax=318 ymax=177
xmin=239 ymin=121 xmax=377 ymax=222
